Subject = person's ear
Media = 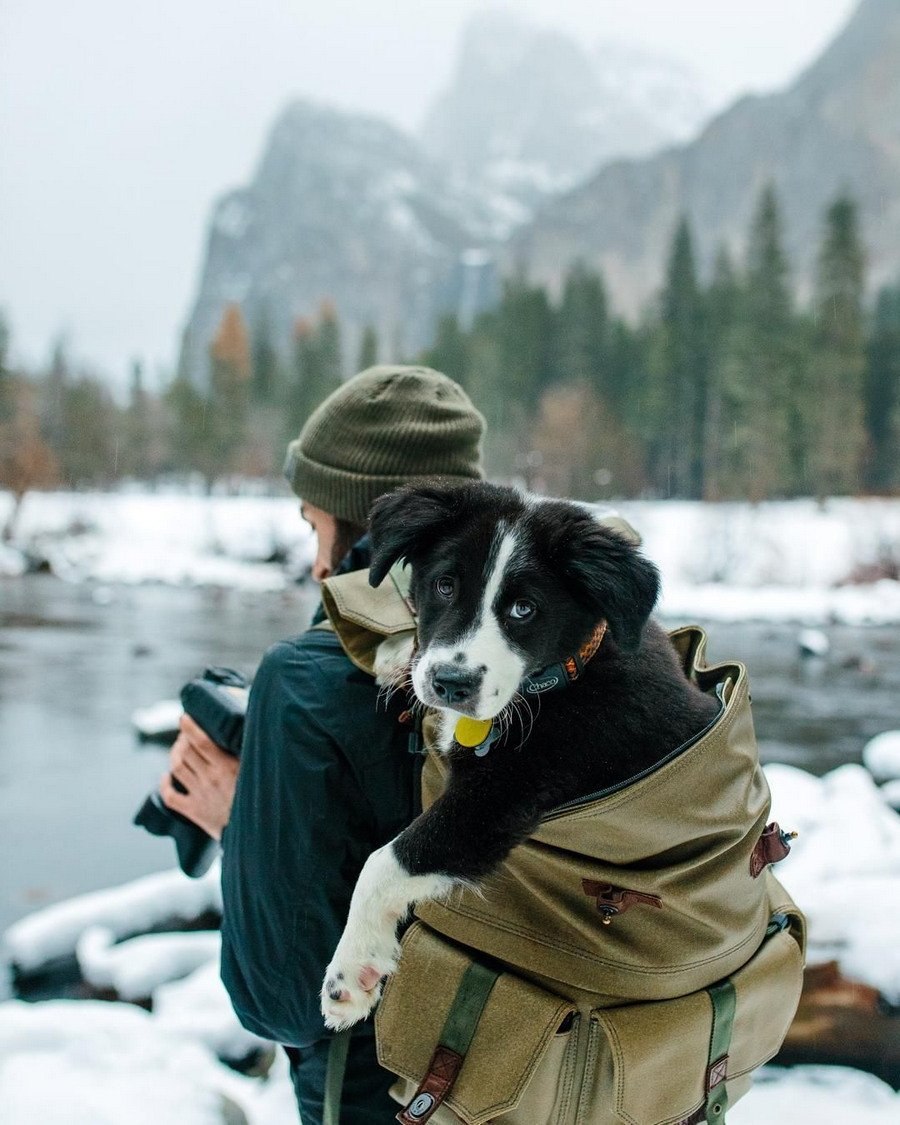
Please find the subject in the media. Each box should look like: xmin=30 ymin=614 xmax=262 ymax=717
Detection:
xmin=557 ymin=514 xmax=659 ymax=651
xmin=368 ymin=484 xmax=464 ymax=587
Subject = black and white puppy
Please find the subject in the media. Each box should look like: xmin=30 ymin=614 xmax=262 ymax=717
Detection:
xmin=320 ymin=482 xmax=719 ymax=1029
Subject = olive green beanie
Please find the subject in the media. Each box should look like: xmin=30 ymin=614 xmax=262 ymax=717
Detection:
xmin=283 ymin=365 xmax=485 ymax=524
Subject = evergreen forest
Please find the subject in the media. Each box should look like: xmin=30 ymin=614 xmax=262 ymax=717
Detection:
xmin=2 ymin=187 xmax=899 ymax=525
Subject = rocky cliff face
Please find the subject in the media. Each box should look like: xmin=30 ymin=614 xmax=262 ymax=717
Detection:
xmin=509 ymin=0 xmax=900 ymax=313
xmin=420 ymin=9 xmax=711 ymax=211
xmin=181 ymin=2 xmax=900 ymax=382
xmin=179 ymin=14 xmax=710 ymax=384
xmin=179 ymin=101 xmax=497 ymax=384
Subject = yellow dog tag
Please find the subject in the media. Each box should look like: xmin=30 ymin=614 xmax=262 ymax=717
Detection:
xmin=454 ymin=717 xmax=493 ymax=748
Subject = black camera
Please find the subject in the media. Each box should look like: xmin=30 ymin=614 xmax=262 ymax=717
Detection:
xmin=134 ymin=666 xmax=249 ymax=878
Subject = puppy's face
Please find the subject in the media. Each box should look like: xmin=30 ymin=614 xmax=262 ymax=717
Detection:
xmin=369 ymin=483 xmax=659 ymax=721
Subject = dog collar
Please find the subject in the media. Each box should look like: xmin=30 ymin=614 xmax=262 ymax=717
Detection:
xmin=453 ymin=621 xmax=608 ymax=755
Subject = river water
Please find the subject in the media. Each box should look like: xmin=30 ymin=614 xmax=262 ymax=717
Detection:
xmin=1 ymin=575 xmax=898 ymax=940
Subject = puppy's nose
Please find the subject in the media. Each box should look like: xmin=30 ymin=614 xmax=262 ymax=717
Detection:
xmin=431 ymin=665 xmax=481 ymax=706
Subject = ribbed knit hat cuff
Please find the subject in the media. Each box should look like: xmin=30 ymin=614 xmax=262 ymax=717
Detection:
xmin=284 ymin=446 xmax=483 ymax=526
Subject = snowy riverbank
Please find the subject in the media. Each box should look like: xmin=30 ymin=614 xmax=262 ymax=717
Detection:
xmin=3 ymin=756 xmax=900 ymax=1122
xmin=2 ymin=490 xmax=900 ymax=622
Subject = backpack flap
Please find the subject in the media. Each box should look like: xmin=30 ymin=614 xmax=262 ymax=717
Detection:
xmin=584 ymin=915 xmax=804 ymax=1125
xmin=320 ymin=564 xmax=416 ymax=676
xmin=376 ymin=922 xmax=575 ymax=1125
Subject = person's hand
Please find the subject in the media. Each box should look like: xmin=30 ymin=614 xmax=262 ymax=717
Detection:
xmin=159 ymin=714 xmax=239 ymax=841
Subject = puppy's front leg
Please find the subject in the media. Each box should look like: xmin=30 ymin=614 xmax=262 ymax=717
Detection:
xmin=321 ymin=769 xmax=539 ymax=1030
xmin=320 ymin=842 xmax=453 ymax=1030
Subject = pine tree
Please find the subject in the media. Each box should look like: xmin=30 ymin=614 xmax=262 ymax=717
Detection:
xmin=251 ymin=306 xmax=280 ymax=403
xmin=702 ymin=247 xmax=740 ymax=498
xmin=810 ymin=196 xmax=867 ymax=495
xmin=555 ymin=261 xmax=609 ymax=390
xmin=864 ymin=284 xmax=900 ymax=492
xmin=122 ymin=359 xmax=152 ymax=479
xmin=495 ymin=276 xmax=554 ymax=403
xmin=357 ymin=324 xmax=379 ymax=371
xmin=285 ymin=308 xmax=342 ymax=442
xmin=713 ymin=187 xmax=799 ymax=499
xmin=422 ymin=314 xmax=467 ymax=385
xmin=57 ymin=374 xmax=119 ymax=486
xmin=41 ymin=336 xmax=69 ymax=455
xmin=165 ymin=374 xmax=216 ymax=481
xmin=654 ymin=218 xmax=708 ymax=497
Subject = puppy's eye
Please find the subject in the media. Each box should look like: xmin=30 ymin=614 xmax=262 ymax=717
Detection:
xmin=509 ymin=599 xmax=536 ymax=621
xmin=435 ymin=575 xmax=456 ymax=598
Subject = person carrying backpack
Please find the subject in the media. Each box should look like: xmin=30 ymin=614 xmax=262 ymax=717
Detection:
xmin=161 ymin=364 xmax=486 ymax=1124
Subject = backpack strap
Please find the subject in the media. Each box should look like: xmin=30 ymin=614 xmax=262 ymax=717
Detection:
xmin=703 ymin=979 xmax=736 ymax=1123
xmin=322 ymin=1028 xmax=352 ymax=1125
xmin=396 ymin=960 xmax=500 ymax=1125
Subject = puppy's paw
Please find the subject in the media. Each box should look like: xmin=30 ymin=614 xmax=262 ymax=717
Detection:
xmin=320 ymin=947 xmax=399 ymax=1031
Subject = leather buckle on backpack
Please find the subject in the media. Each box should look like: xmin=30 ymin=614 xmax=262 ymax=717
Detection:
xmin=396 ymin=1045 xmax=463 ymax=1124
xmin=582 ymin=880 xmax=663 ymax=925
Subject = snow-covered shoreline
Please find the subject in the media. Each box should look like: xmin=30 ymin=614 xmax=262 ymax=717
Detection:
xmin=2 ymin=489 xmax=900 ymax=623
xmin=3 ymin=755 xmax=900 ymax=1122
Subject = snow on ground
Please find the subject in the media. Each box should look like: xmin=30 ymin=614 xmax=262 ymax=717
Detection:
xmin=0 ymin=488 xmax=316 ymax=590
xmin=614 ymin=497 xmax=900 ymax=624
xmin=132 ymin=697 xmax=183 ymax=739
xmin=0 ymin=997 xmax=295 ymax=1125
xmin=153 ymin=959 xmax=270 ymax=1061
xmin=77 ymin=927 xmax=221 ymax=1001
xmin=863 ymin=731 xmax=900 ymax=782
xmin=2 ymin=760 xmax=900 ymax=1121
xmin=2 ymin=490 xmax=900 ymax=622
xmin=765 ymin=762 xmax=900 ymax=1003
xmin=2 ymin=862 xmax=222 ymax=972
xmin=731 ymin=1066 xmax=900 ymax=1123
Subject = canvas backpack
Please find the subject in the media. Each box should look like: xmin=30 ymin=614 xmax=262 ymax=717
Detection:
xmin=320 ymin=559 xmax=805 ymax=1125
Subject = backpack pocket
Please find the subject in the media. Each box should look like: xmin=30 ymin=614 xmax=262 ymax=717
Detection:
xmin=376 ymin=921 xmax=576 ymax=1125
xmin=582 ymin=916 xmax=804 ymax=1125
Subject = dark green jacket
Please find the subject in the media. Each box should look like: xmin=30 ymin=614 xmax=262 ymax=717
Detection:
xmin=220 ymin=550 xmax=416 ymax=1048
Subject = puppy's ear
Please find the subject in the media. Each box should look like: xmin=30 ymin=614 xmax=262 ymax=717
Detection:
xmin=562 ymin=517 xmax=659 ymax=651
xmin=368 ymin=484 xmax=462 ymax=588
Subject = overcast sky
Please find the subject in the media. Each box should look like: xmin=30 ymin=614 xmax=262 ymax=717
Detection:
xmin=0 ymin=0 xmax=856 ymax=386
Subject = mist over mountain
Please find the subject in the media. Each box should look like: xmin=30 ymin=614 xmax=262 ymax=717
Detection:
xmin=420 ymin=10 xmax=711 ymax=211
xmin=510 ymin=0 xmax=900 ymax=314
xmin=180 ymin=1 xmax=900 ymax=382
xmin=179 ymin=101 xmax=497 ymax=383
xmin=179 ymin=12 xmax=712 ymax=382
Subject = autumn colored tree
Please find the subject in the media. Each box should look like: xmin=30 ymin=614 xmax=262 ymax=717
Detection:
xmin=530 ymin=381 xmax=644 ymax=499
xmin=207 ymin=302 xmax=252 ymax=479
xmin=316 ymin=299 xmax=343 ymax=387
xmin=0 ymin=317 xmax=58 ymax=538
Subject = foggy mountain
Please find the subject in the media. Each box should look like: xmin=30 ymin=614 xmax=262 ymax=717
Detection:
xmin=421 ymin=9 xmax=711 ymax=212
xmin=180 ymin=0 xmax=900 ymax=382
xmin=179 ymin=12 xmax=710 ymax=382
xmin=509 ymin=0 xmax=900 ymax=314
xmin=178 ymin=101 xmax=496 ymax=385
